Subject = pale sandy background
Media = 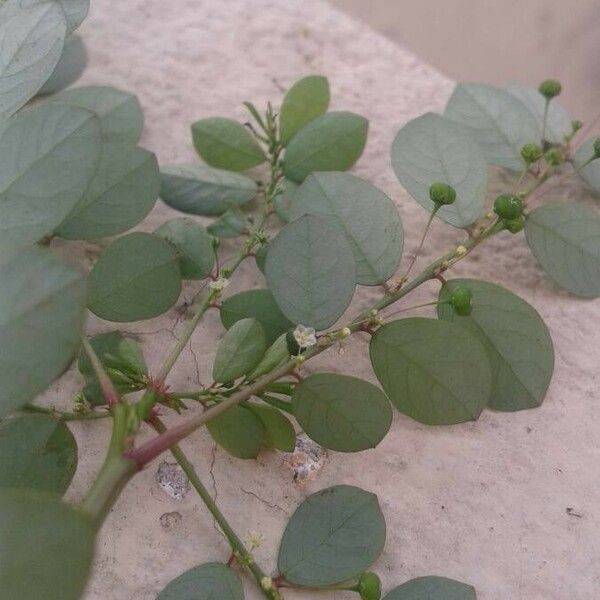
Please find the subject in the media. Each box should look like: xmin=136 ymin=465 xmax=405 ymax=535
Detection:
xmin=46 ymin=1 xmax=600 ymax=598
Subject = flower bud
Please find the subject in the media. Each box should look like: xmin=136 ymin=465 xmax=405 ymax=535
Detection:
xmin=504 ymin=215 xmax=525 ymax=234
xmin=429 ymin=182 xmax=456 ymax=206
xmin=520 ymin=143 xmax=543 ymax=165
xmin=538 ymin=79 xmax=562 ymax=99
xmin=450 ymin=286 xmax=473 ymax=316
xmin=593 ymin=137 xmax=600 ymax=159
xmin=358 ymin=572 xmax=382 ymax=600
xmin=493 ymin=194 xmax=522 ymax=220
xmin=544 ymin=147 xmax=563 ymax=166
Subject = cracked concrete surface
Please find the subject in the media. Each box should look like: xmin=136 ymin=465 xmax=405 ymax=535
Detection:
xmin=39 ymin=0 xmax=600 ymax=598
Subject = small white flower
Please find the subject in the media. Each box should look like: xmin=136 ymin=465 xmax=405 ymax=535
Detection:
xmin=246 ymin=531 xmax=265 ymax=550
xmin=455 ymin=245 xmax=468 ymax=257
xmin=209 ymin=277 xmax=230 ymax=292
xmin=293 ymin=324 xmax=317 ymax=349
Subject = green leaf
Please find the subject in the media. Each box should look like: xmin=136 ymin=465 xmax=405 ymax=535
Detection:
xmin=265 ymin=215 xmax=356 ymax=330
xmin=220 ymin=289 xmax=294 ymax=346
xmin=247 ymin=333 xmax=289 ymax=380
xmin=255 ymin=243 xmax=268 ymax=273
xmin=0 ymin=489 xmax=94 ymax=600
xmin=438 ymin=279 xmax=554 ymax=411
xmin=370 ymin=318 xmax=492 ymax=425
xmin=160 ymin=163 xmax=257 ymax=216
xmin=38 ymin=34 xmax=87 ymax=96
xmin=191 ymin=117 xmax=266 ymax=171
xmin=291 ymin=172 xmax=403 ymax=284
xmin=273 ymin=179 xmax=298 ymax=223
xmin=445 ymin=83 xmax=539 ymax=170
xmin=157 ymin=562 xmax=244 ymax=600
xmin=246 ymin=403 xmax=296 ymax=451
xmin=0 ymin=246 xmax=86 ymax=417
xmin=292 ymin=373 xmax=392 ymax=452
xmin=391 ymin=113 xmax=487 ymax=227
xmin=207 ymin=205 xmax=248 ymax=238
xmin=573 ymin=139 xmax=600 ymax=194
xmin=278 ymin=485 xmax=386 ymax=586
xmin=88 ymin=232 xmax=182 ymax=322
xmin=383 ymin=576 xmax=477 ymax=600
xmin=207 ymin=405 xmax=264 ymax=459
xmin=155 ymin=217 xmax=215 ymax=280
xmin=56 ymin=142 xmax=159 ymax=239
xmin=525 ymin=202 xmax=600 ymax=297
xmin=47 ymin=85 xmax=144 ymax=143
xmin=0 ymin=0 xmax=66 ymax=120
xmin=507 ymin=84 xmax=571 ymax=144
xmin=0 ymin=103 xmax=101 ymax=247
xmin=0 ymin=414 xmax=77 ymax=495
xmin=56 ymin=0 xmax=89 ymax=35
xmin=283 ymin=111 xmax=368 ymax=182
xmin=280 ymin=75 xmax=330 ymax=145
xmin=213 ymin=318 xmax=266 ymax=382
xmin=78 ymin=331 xmax=147 ymax=405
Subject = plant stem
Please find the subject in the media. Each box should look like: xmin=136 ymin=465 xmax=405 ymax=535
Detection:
xmin=23 ymin=403 xmax=112 ymax=421
xmin=541 ymin=98 xmax=550 ymax=145
xmin=79 ymin=403 xmax=137 ymax=528
xmin=403 ymin=206 xmax=438 ymax=279
xmin=150 ymin=417 xmax=282 ymax=600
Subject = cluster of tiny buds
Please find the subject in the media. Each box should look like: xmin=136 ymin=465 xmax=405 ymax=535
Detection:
xmin=209 ymin=277 xmax=230 ymax=293
xmin=454 ymin=245 xmax=468 ymax=257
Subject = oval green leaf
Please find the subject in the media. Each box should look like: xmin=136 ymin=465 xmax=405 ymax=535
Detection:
xmin=220 ymin=289 xmax=295 ymax=346
xmin=247 ymin=333 xmax=289 ymax=380
xmin=0 ymin=103 xmax=101 ymax=246
xmin=370 ymin=318 xmax=492 ymax=425
xmin=48 ymin=85 xmax=144 ymax=143
xmin=507 ymin=84 xmax=571 ymax=144
xmin=525 ymin=202 xmax=600 ymax=297
xmin=292 ymin=373 xmax=392 ymax=452
xmin=88 ymin=232 xmax=182 ymax=322
xmin=155 ymin=217 xmax=215 ymax=280
xmin=265 ymin=214 xmax=356 ymax=330
xmin=207 ymin=405 xmax=265 ymax=459
xmin=391 ymin=112 xmax=487 ymax=227
xmin=213 ymin=318 xmax=266 ymax=382
xmin=246 ymin=403 xmax=296 ymax=452
xmin=157 ymin=562 xmax=244 ymax=600
xmin=0 ymin=414 xmax=77 ymax=494
xmin=445 ymin=83 xmax=539 ymax=171
xmin=383 ymin=576 xmax=477 ymax=600
xmin=0 ymin=489 xmax=94 ymax=600
xmin=438 ymin=279 xmax=554 ymax=411
xmin=0 ymin=0 xmax=66 ymax=119
xmin=278 ymin=484 xmax=386 ymax=586
xmin=280 ymin=75 xmax=330 ymax=145
xmin=0 ymin=246 xmax=86 ymax=417
xmin=207 ymin=205 xmax=248 ymax=238
xmin=191 ymin=117 xmax=266 ymax=171
xmin=291 ymin=172 xmax=403 ymax=284
xmin=273 ymin=178 xmax=298 ymax=223
xmin=38 ymin=34 xmax=87 ymax=96
xmin=57 ymin=142 xmax=159 ymax=239
xmin=283 ymin=111 xmax=368 ymax=182
xmin=160 ymin=163 xmax=257 ymax=216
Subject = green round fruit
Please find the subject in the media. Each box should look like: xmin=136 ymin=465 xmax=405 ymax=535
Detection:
xmin=538 ymin=79 xmax=562 ymax=99
xmin=429 ymin=182 xmax=456 ymax=206
xmin=504 ymin=215 xmax=525 ymax=234
xmin=358 ymin=572 xmax=382 ymax=600
xmin=544 ymin=147 xmax=563 ymax=166
xmin=493 ymin=194 xmax=522 ymax=220
xmin=450 ymin=286 xmax=473 ymax=316
xmin=520 ymin=143 xmax=542 ymax=165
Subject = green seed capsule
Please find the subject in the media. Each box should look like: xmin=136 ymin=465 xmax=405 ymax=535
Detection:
xmin=429 ymin=182 xmax=456 ymax=206
xmin=544 ymin=147 xmax=563 ymax=166
xmin=504 ymin=215 xmax=525 ymax=234
xmin=493 ymin=194 xmax=522 ymax=220
xmin=450 ymin=286 xmax=473 ymax=316
xmin=538 ymin=79 xmax=562 ymax=99
xmin=358 ymin=572 xmax=382 ymax=600
xmin=593 ymin=138 xmax=600 ymax=159
xmin=520 ymin=143 xmax=543 ymax=165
